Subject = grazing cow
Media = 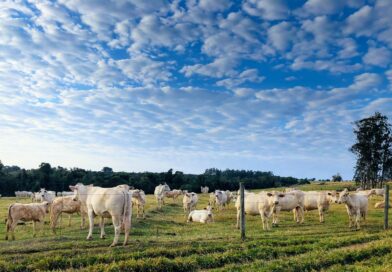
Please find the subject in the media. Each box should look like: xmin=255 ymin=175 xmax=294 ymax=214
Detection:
xmin=187 ymin=204 xmax=214 ymax=223
xmin=70 ymin=183 xmax=132 ymax=247
xmin=374 ymin=189 xmax=385 ymax=197
xmin=50 ymin=196 xmax=86 ymax=233
xmin=356 ymin=189 xmax=376 ymax=197
xmin=336 ymin=188 xmax=368 ymax=230
xmin=165 ymin=189 xmax=183 ymax=202
xmin=183 ymin=192 xmax=198 ymax=213
xmin=375 ymin=201 xmax=391 ymax=208
xmin=5 ymin=202 xmax=50 ymax=240
xmin=235 ymin=192 xmax=272 ymax=230
xmin=215 ymin=190 xmax=229 ymax=210
xmin=301 ymin=191 xmax=337 ymax=223
xmin=267 ymin=190 xmax=305 ymax=226
xmin=201 ymin=186 xmax=209 ymax=194
xmin=130 ymin=189 xmax=146 ymax=219
xmin=154 ymin=183 xmax=170 ymax=209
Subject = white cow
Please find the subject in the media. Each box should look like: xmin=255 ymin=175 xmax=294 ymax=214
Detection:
xmin=130 ymin=189 xmax=146 ymax=219
xmin=201 ymin=186 xmax=209 ymax=194
xmin=336 ymin=188 xmax=368 ymax=230
xmin=374 ymin=188 xmax=385 ymax=197
xmin=301 ymin=191 xmax=337 ymax=223
xmin=5 ymin=202 xmax=50 ymax=240
xmin=375 ymin=201 xmax=390 ymax=208
xmin=267 ymin=190 xmax=305 ymax=225
xmin=50 ymin=196 xmax=87 ymax=233
xmin=183 ymin=192 xmax=198 ymax=213
xmin=165 ymin=189 xmax=183 ymax=202
xmin=356 ymin=189 xmax=376 ymax=197
xmin=215 ymin=190 xmax=229 ymax=210
xmin=187 ymin=204 xmax=214 ymax=223
xmin=154 ymin=183 xmax=170 ymax=209
xmin=235 ymin=192 xmax=273 ymax=230
xmin=42 ymin=190 xmax=56 ymax=203
xmin=70 ymin=183 xmax=132 ymax=247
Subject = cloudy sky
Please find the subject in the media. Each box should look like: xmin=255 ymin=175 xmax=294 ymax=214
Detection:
xmin=1 ymin=0 xmax=392 ymax=179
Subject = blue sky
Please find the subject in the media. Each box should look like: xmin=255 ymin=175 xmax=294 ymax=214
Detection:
xmin=1 ymin=0 xmax=391 ymax=179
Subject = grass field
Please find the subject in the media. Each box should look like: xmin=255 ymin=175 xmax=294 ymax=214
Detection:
xmin=1 ymin=182 xmax=392 ymax=271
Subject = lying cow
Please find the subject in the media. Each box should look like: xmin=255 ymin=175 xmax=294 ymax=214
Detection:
xmin=5 ymin=202 xmax=50 ymax=240
xmin=235 ymin=191 xmax=272 ymax=230
xmin=187 ymin=204 xmax=214 ymax=223
xmin=130 ymin=189 xmax=146 ymax=219
xmin=302 ymin=191 xmax=337 ymax=223
xmin=375 ymin=201 xmax=391 ymax=208
xmin=50 ymin=196 xmax=86 ymax=233
xmin=336 ymin=188 xmax=368 ymax=230
xmin=165 ymin=189 xmax=183 ymax=202
xmin=183 ymin=192 xmax=198 ymax=213
xmin=70 ymin=183 xmax=132 ymax=247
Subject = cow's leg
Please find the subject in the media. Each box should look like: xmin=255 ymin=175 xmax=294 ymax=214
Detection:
xmin=110 ymin=215 xmax=121 ymax=247
xmin=86 ymin=209 xmax=94 ymax=240
xmin=356 ymin=210 xmax=361 ymax=230
xmin=348 ymin=213 xmax=353 ymax=228
xmin=32 ymin=221 xmax=37 ymax=238
xmin=51 ymin=211 xmax=59 ymax=234
xmin=293 ymin=209 xmax=297 ymax=221
xmin=319 ymin=207 xmax=324 ymax=223
xmin=100 ymin=217 xmax=106 ymax=239
xmin=68 ymin=214 xmax=72 ymax=227
xmin=80 ymin=212 xmax=86 ymax=229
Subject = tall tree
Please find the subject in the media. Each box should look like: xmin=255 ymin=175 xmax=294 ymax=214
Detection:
xmin=350 ymin=112 xmax=392 ymax=189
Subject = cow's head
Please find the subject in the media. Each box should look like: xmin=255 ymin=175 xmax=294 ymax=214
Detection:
xmin=215 ymin=191 xmax=222 ymax=198
xmin=69 ymin=183 xmax=90 ymax=202
xmin=326 ymin=191 xmax=338 ymax=203
xmin=337 ymin=189 xmax=349 ymax=204
xmin=267 ymin=191 xmax=285 ymax=205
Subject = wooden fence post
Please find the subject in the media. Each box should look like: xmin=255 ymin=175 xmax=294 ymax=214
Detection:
xmin=240 ymin=183 xmax=245 ymax=241
xmin=384 ymin=184 xmax=389 ymax=230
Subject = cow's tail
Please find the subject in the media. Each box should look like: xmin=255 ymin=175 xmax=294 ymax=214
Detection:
xmin=5 ymin=204 xmax=14 ymax=239
xmin=122 ymin=190 xmax=131 ymax=245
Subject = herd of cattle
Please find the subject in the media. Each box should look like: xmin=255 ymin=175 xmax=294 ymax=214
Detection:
xmin=3 ymin=184 xmax=387 ymax=247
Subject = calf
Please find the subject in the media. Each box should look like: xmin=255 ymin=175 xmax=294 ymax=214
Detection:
xmin=183 ymin=192 xmax=198 ymax=213
xmin=50 ymin=196 xmax=86 ymax=233
xmin=235 ymin=192 xmax=272 ymax=230
xmin=187 ymin=204 xmax=214 ymax=223
xmin=5 ymin=202 xmax=50 ymax=240
xmin=336 ymin=188 xmax=368 ymax=230
xmin=165 ymin=189 xmax=183 ymax=202
xmin=130 ymin=189 xmax=146 ymax=219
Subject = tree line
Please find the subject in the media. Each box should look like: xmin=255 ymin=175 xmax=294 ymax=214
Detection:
xmin=0 ymin=163 xmax=312 ymax=196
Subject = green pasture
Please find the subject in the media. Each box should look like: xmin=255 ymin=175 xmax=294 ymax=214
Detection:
xmin=0 ymin=182 xmax=391 ymax=271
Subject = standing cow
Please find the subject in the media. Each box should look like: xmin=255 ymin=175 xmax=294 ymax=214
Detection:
xmin=201 ymin=186 xmax=209 ymax=194
xmin=70 ymin=183 xmax=132 ymax=247
xmin=5 ymin=202 xmax=50 ymax=240
xmin=215 ymin=190 xmax=229 ymax=210
xmin=336 ymin=188 xmax=368 ymax=230
xmin=165 ymin=189 xmax=183 ymax=203
xmin=183 ymin=192 xmax=198 ymax=213
xmin=267 ymin=190 xmax=305 ymax=226
xmin=154 ymin=183 xmax=170 ymax=209
xmin=301 ymin=191 xmax=337 ymax=223
xmin=50 ymin=196 xmax=87 ymax=233
xmin=130 ymin=189 xmax=146 ymax=219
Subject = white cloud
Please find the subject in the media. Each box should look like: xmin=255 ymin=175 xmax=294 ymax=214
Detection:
xmin=363 ymin=47 xmax=392 ymax=67
xmin=242 ymin=0 xmax=289 ymax=20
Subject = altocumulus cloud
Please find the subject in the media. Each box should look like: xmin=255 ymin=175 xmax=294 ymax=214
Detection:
xmin=0 ymin=0 xmax=391 ymax=179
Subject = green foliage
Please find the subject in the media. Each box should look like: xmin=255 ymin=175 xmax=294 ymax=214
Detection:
xmin=351 ymin=112 xmax=392 ymax=188
xmin=0 ymin=164 xmax=311 ymax=196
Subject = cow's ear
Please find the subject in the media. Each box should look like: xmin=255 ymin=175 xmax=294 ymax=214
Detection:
xmin=69 ymin=185 xmax=76 ymax=191
xmin=267 ymin=193 xmax=272 ymax=197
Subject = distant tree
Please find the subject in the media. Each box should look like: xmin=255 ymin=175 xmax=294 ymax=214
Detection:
xmin=350 ymin=112 xmax=392 ymax=189
xmin=331 ymin=173 xmax=343 ymax=182
xmin=101 ymin=167 xmax=113 ymax=173
xmin=0 ymin=160 xmax=3 ymax=175
xmin=38 ymin=162 xmax=52 ymax=188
